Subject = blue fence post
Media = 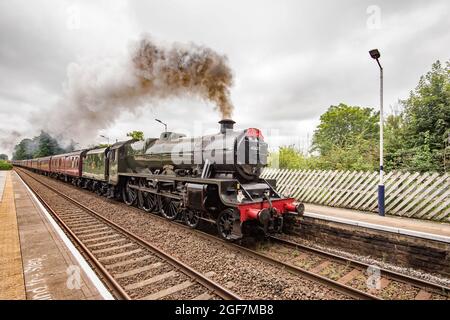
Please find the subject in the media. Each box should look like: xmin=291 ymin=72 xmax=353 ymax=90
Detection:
xmin=378 ymin=184 xmax=385 ymax=216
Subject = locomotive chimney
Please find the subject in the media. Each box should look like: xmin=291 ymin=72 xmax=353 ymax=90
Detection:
xmin=219 ymin=119 xmax=235 ymax=134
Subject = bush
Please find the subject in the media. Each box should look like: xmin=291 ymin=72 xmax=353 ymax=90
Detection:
xmin=0 ymin=160 xmax=13 ymax=170
xmin=269 ymin=146 xmax=323 ymax=170
xmin=269 ymin=144 xmax=377 ymax=171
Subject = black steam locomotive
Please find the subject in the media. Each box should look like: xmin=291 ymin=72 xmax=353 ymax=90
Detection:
xmin=14 ymin=119 xmax=304 ymax=240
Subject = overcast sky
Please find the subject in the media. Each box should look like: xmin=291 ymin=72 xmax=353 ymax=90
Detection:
xmin=0 ymin=0 xmax=449 ymax=157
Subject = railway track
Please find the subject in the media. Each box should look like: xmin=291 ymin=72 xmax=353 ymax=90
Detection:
xmin=192 ymin=229 xmax=380 ymax=299
xmin=17 ymin=168 xmax=450 ymax=300
xmin=262 ymin=236 xmax=449 ymax=300
xmin=16 ymin=168 xmax=240 ymax=300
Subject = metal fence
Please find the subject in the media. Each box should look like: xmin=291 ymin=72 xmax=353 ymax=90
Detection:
xmin=261 ymin=168 xmax=450 ymax=222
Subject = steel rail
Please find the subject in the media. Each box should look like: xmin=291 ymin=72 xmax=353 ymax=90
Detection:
xmin=269 ymin=235 xmax=450 ymax=297
xmin=193 ymin=230 xmax=380 ymax=299
xmin=16 ymin=168 xmax=241 ymax=301
xmin=17 ymin=171 xmax=131 ymax=300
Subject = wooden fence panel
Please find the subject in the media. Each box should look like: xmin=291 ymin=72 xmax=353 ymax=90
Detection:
xmin=261 ymin=168 xmax=450 ymax=221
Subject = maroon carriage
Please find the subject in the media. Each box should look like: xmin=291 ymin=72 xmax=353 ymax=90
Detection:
xmin=50 ymin=154 xmax=65 ymax=175
xmin=30 ymin=159 xmax=39 ymax=170
xmin=50 ymin=150 xmax=87 ymax=181
xmin=38 ymin=156 xmax=52 ymax=173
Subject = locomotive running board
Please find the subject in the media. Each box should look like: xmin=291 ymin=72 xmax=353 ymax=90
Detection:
xmin=127 ymin=185 xmax=182 ymax=200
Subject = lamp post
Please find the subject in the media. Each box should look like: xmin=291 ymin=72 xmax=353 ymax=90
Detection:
xmin=100 ymin=135 xmax=110 ymax=145
xmin=155 ymin=119 xmax=167 ymax=132
xmin=369 ymin=48 xmax=385 ymax=216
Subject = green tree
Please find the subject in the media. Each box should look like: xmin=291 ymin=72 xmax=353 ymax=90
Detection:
xmin=275 ymin=146 xmax=307 ymax=169
xmin=317 ymin=136 xmax=378 ymax=171
xmin=311 ymin=103 xmax=379 ymax=170
xmin=269 ymin=146 xmax=322 ymax=170
xmin=0 ymin=154 xmax=8 ymax=161
xmin=127 ymin=130 xmax=144 ymax=141
xmin=13 ymin=138 xmax=34 ymax=160
xmin=384 ymin=114 xmax=407 ymax=170
xmin=400 ymin=60 xmax=450 ymax=172
xmin=33 ymin=131 xmax=64 ymax=158
xmin=312 ymin=103 xmax=379 ymax=155
xmin=13 ymin=132 xmax=73 ymax=160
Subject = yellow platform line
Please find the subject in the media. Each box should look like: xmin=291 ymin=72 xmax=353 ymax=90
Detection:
xmin=0 ymin=171 xmax=26 ymax=299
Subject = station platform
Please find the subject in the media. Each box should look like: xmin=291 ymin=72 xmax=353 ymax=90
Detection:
xmin=304 ymin=204 xmax=450 ymax=243
xmin=0 ymin=171 xmax=111 ymax=300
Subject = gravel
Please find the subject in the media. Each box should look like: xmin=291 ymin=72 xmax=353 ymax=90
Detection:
xmin=278 ymin=233 xmax=450 ymax=288
xmin=254 ymin=240 xmax=448 ymax=299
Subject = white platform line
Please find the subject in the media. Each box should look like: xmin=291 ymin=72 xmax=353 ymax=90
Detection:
xmin=304 ymin=211 xmax=450 ymax=244
xmin=15 ymin=172 xmax=114 ymax=300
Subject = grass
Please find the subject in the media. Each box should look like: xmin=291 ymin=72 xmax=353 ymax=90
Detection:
xmin=0 ymin=160 xmax=12 ymax=170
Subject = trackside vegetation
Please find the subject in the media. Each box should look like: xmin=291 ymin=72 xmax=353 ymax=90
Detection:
xmin=0 ymin=160 xmax=12 ymax=170
xmin=271 ymin=60 xmax=450 ymax=173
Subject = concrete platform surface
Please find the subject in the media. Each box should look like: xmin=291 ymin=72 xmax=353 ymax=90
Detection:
xmin=305 ymin=204 xmax=450 ymax=243
xmin=0 ymin=171 xmax=7 ymax=201
xmin=0 ymin=170 xmax=110 ymax=300
xmin=0 ymin=171 xmax=26 ymax=299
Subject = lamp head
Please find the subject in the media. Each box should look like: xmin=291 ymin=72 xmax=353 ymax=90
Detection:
xmin=369 ymin=49 xmax=381 ymax=60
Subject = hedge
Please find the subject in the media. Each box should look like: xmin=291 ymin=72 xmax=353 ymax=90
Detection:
xmin=0 ymin=160 xmax=12 ymax=170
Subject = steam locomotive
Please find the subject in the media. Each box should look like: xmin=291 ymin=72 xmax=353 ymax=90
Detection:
xmin=13 ymin=119 xmax=304 ymax=240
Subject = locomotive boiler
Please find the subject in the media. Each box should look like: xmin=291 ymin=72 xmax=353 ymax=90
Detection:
xmin=123 ymin=120 xmax=267 ymax=181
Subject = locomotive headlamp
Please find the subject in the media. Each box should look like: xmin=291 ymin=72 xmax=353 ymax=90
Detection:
xmin=237 ymin=190 xmax=245 ymax=203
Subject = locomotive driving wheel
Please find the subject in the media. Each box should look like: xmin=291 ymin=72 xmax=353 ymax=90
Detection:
xmin=184 ymin=210 xmax=200 ymax=228
xmin=140 ymin=192 xmax=157 ymax=213
xmin=122 ymin=179 xmax=137 ymax=206
xmin=217 ymin=208 xmax=240 ymax=241
xmin=137 ymin=180 xmax=157 ymax=213
xmin=161 ymin=196 xmax=180 ymax=220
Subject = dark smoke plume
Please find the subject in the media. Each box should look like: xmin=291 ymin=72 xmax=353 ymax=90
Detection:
xmin=132 ymin=38 xmax=234 ymax=118
xmin=32 ymin=35 xmax=234 ymax=146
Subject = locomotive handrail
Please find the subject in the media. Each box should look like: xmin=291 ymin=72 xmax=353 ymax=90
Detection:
xmin=236 ymin=178 xmax=254 ymax=201
xmin=261 ymin=178 xmax=282 ymax=198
